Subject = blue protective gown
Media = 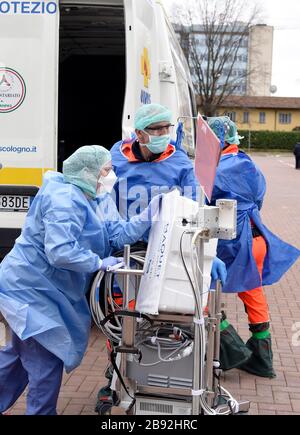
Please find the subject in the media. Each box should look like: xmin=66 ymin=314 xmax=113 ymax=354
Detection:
xmin=110 ymin=139 xmax=199 ymax=221
xmin=0 ymin=171 xmax=151 ymax=372
xmin=0 ymin=331 xmax=63 ymax=415
xmin=211 ymin=150 xmax=300 ymax=293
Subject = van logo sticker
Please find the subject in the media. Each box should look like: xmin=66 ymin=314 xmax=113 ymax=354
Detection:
xmin=141 ymin=90 xmax=151 ymax=105
xmin=141 ymin=47 xmax=151 ymax=88
xmin=0 ymin=67 xmax=26 ymax=113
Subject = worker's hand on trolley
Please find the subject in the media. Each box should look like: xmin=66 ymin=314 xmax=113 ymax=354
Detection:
xmin=211 ymin=257 xmax=227 ymax=286
xmin=99 ymin=256 xmax=124 ymax=272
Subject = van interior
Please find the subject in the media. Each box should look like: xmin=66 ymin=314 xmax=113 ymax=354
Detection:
xmin=58 ymin=4 xmax=126 ymax=170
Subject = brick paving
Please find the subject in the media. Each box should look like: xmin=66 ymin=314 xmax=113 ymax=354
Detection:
xmin=8 ymin=152 xmax=300 ymax=415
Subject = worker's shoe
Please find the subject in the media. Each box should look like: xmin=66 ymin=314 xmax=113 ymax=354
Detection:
xmin=95 ymin=364 xmax=118 ymax=415
xmin=95 ymin=385 xmax=119 ymax=415
xmin=104 ymin=363 xmax=114 ymax=382
xmin=238 ymin=333 xmax=276 ymax=378
xmin=220 ymin=320 xmax=252 ymax=371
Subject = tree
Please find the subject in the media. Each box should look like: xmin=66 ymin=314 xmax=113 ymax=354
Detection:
xmin=169 ymin=0 xmax=262 ymax=116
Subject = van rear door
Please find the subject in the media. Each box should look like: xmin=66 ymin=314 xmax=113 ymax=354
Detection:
xmin=122 ymin=0 xmax=196 ymax=154
xmin=0 ymin=1 xmax=59 ymax=257
xmin=122 ymin=0 xmax=159 ymax=137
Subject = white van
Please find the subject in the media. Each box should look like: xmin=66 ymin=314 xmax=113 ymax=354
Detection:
xmin=0 ymin=0 xmax=197 ymax=258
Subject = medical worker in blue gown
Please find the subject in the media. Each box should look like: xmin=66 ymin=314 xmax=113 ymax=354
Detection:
xmin=0 ymin=145 xmax=160 ymax=415
xmin=111 ymin=103 xmax=199 ymax=224
xmin=111 ymin=104 xmax=227 ymax=280
xmin=208 ymin=116 xmax=300 ymax=378
xmin=94 ymin=103 xmax=227 ymax=413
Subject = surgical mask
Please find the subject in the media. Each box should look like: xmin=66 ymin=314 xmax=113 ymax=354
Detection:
xmin=97 ymin=170 xmax=117 ymax=194
xmin=141 ymin=132 xmax=171 ymax=154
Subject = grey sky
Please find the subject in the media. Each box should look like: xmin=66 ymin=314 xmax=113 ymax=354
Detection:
xmin=162 ymin=0 xmax=300 ymax=97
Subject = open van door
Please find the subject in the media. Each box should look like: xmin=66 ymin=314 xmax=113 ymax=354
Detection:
xmin=122 ymin=0 xmax=159 ymax=137
xmin=122 ymin=0 xmax=196 ymax=153
xmin=0 ymin=1 xmax=59 ymax=258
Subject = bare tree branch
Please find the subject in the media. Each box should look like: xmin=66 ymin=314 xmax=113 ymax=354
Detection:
xmin=171 ymin=0 xmax=262 ymax=116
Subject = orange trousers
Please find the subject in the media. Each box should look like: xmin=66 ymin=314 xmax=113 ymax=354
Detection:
xmin=238 ymin=235 xmax=270 ymax=325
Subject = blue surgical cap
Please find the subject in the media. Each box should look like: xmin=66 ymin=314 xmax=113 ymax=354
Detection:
xmin=63 ymin=145 xmax=111 ymax=199
xmin=134 ymin=103 xmax=172 ymax=130
xmin=208 ymin=116 xmax=243 ymax=145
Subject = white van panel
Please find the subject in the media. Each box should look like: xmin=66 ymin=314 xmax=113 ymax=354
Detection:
xmin=0 ymin=4 xmax=59 ymax=175
xmin=122 ymin=0 xmax=196 ymax=147
xmin=122 ymin=0 xmax=159 ymax=137
xmin=0 ymin=0 xmax=196 ymax=257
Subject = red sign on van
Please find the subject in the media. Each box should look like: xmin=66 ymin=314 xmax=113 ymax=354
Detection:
xmin=194 ymin=115 xmax=221 ymax=202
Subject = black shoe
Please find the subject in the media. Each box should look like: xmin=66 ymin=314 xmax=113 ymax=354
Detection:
xmin=238 ymin=336 xmax=276 ymax=378
xmin=95 ymin=385 xmax=119 ymax=415
xmin=220 ymin=324 xmax=252 ymax=371
xmin=104 ymin=364 xmax=114 ymax=381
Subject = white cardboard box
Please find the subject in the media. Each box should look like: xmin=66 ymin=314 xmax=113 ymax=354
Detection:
xmin=136 ymin=190 xmax=217 ymax=315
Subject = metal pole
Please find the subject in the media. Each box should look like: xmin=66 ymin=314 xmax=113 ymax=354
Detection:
xmin=192 ymin=186 xmax=205 ymax=415
xmin=114 ymin=269 xmax=144 ymax=276
xmin=206 ymin=289 xmax=216 ymax=402
xmin=213 ymin=281 xmax=222 ymax=395
xmin=123 ymin=245 xmax=130 ymax=309
xmin=119 ymin=245 xmax=136 ymax=406
xmin=192 ymin=243 xmax=203 ymax=415
xmin=248 ymin=129 xmax=251 ymax=153
xmin=214 ymin=281 xmax=222 ymax=362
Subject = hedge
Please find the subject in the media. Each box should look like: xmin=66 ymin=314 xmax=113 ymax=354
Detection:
xmin=238 ymin=130 xmax=300 ymax=150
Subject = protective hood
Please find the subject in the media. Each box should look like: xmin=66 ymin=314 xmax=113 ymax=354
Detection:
xmin=63 ymin=145 xmax=111 ymax=199
xmin=135 ymin=103 xmax=172 ymax=131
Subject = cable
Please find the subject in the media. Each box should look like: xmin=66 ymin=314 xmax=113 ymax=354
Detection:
xmin=90 ymin=236 xmax=240 ymax=416
xmin=89 ymin=247 xmax=146 ymax=343
xmin=180 ymin=231 xmax=202 ymax=318
xmin=133 ymin=324 xmax=193 ymax=366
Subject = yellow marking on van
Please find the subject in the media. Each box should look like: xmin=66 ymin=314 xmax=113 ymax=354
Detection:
xmin=141 ymin=47 xmax=151 ymax=88
xmin=0 ymin=168 xmax=53 ymax=186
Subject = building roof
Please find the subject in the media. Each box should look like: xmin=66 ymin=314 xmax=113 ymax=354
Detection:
xmin=221 ymin=96 xmax=300 ymax=110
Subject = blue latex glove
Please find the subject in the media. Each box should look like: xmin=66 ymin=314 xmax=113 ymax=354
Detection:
xmin=175 ymin=121 xmax=185 ymax=149
xmin=211 ymin=257 xmax=227 ymax=286
xmin=99 ymin=256 xmax=123 ymax=272
xmin=140 ymin=194 xmax=163 ymax=222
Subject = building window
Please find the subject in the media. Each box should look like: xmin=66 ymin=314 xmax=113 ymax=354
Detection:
xmin=243 ymin=112 xmax=249 ymax=123
xmin=279 ymin=113 xmax=292 ymax=124
xmin=225 ymin=111 xmax=237 ymax=122
xmin=259 ymin=112 xmax=266 ymax=124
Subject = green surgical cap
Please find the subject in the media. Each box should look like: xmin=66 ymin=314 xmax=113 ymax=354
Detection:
xmin=134 ymin=103 xmax=172 ymax=130
xmin=208 ymin=116 xmax=243 ymax=145
xmin=63 ymin=145 xmax=111 ymax=199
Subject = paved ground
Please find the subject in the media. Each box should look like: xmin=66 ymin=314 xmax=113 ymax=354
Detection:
xmin=8 ymin=152 xmax=300 ymax=415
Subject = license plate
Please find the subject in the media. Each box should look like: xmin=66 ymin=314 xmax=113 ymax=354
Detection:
xmin=0 ymin=195 xmax=30 ymax=211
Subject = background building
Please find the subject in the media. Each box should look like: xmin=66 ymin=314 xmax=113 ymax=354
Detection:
xmin=213 ymin=96 xmax=300 ymax=131
xmin=175 ymin=23 xmax=274 ymax=97
xmin=248 ymin=25 xmax=274 ymax=96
